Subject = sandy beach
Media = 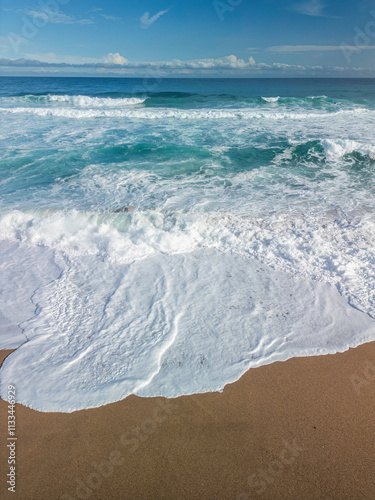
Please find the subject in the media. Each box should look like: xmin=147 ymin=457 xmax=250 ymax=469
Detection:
xmin=1 ymin=343 xmax=375 ymax=500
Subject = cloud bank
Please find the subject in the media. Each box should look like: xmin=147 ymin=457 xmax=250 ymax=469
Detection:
xmin=0 ymin=54 xmax=256 ymax=70
xmin=0 ymin=53 xmax=372 ymax=77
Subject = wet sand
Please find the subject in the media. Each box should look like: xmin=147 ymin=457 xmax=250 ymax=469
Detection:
xmin=1 ymin=343 xmax=375 ymax=499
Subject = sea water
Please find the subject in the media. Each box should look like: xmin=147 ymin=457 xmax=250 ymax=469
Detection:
xmin=0 ymin=77 xmax=374 ymax=412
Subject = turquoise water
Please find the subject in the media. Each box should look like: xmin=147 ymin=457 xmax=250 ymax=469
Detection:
xmin=1 ymin=78 xmax=375 ymax=213
xmin=0 ymin=77 xmax=374 ymax=412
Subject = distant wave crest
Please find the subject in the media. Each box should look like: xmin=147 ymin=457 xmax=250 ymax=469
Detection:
xmin=0 ymin=94 xmax=147 ymax=107
xmin=0 ymin=106 xmax=367 ymax=120
xmin=261 ymin=96 xmax=280 ymax=103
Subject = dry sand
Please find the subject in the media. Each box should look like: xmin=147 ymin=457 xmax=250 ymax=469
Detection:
xmin=1 ymin=343 xmax=375 ymax=500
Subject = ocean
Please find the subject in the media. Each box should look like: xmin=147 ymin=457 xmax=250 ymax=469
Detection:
xmin=0 ymin=76 xmax=374 ymax=412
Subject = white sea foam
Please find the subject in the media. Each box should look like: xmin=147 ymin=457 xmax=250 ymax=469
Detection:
xmin=0 ymin=240 xmax=374 ymax=412
xmin=0 ymin=94 xmax=147 ymax=107
xmin=47 ymin=95 xmax=147 ymax=107
xmin=0 ymin=106 xmax=368 ymax=120
xmin=0 ymin=208 xmax=374 ymax=411
xmin=262 ymin=96 xmax=280 ymax=103
xmin=0 ymin=240 xmax=61 ymax=348
xmin=321 ymin=139 xmax=375 ymax=159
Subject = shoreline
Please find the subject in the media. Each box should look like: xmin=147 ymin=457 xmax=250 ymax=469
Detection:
xmin=1 ymin=343 xmax=375 ymax=499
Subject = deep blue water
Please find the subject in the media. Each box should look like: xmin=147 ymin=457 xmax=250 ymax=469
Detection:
xmin=1 ymin=76 xmax=375 ymax=101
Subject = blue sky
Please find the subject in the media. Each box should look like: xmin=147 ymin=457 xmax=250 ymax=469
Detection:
xmin=0 ymin=0 xmax=375 ymax=76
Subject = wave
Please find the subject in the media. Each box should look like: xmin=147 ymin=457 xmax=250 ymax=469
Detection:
xmin=0 ymin=93 xmax=349 ymax=108
xmin=143 ymin=93 xmax=333 ymax=103
xmin=47 ymin=95 xmax=147 ymax=107
xmin=261 ymin=96 xmax=280 ymax=103
xmin=260 ymin=95 xmax=338 ymax=105
xmin=0 ymin=94 xmax=147 ymax=107
xmin=0 ymin=106 xmax=368 ymax=120
xmin=307 ymin=95 xmax=329 ymax=100
xmin=321 ymin=139 xmax=375 ymax=160
xmin=144 ymin=94 xmax=341 ymax=107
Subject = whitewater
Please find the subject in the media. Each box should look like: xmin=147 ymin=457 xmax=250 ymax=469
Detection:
xmin=0 ymin=77 xmax=374 ymax=412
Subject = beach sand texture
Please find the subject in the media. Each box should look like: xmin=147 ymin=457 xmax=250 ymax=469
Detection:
xmin=1 ymin=344 xmax=375 ymax=500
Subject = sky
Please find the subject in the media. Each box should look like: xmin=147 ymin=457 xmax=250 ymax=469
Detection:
xmin=0 ymin=0 xmax=375 ymax=77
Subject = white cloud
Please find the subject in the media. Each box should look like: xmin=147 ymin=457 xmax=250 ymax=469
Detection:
xmin=27 ymin=9 xmax=94 ymax=24
xmin=100 ymin=14 xmax=122 ymax=21
xmin=135 ymin=55 xmax=256 ymax=70
xmin=140 ymin=9 xmax=169 ymax=29
xmin=291 ymin=0 xmax=326 ymax=17
xmin=103 ymin=53 xmax=127 ymax=65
